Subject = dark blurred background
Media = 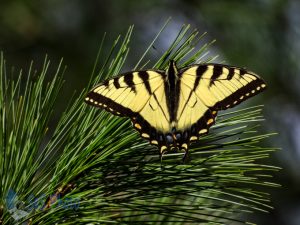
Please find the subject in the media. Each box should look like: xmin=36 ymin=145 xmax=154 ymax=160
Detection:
xmin=1 ymin=0 xmax=299 ymax=224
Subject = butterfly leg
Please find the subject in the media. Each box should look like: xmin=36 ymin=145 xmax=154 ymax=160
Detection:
xmin=160 ymin=153 xmax=164 ymax=170
xmin=182 ymin=149 xmax=190 ymax=163
xmin=159 ymin=146 xmax=168 ymax=170
xmin=181 ymin=143 xmax=190 ymax=163
xmin=160 ymin=152 xmax=169 ymax=170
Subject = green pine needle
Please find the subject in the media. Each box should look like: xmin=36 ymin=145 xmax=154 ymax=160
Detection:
xmin=0 ymin=24 xmax=280 ymax=225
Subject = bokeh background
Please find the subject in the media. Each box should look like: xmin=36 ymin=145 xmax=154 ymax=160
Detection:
xmin=1 ymin=0 xmax=299 ymax=224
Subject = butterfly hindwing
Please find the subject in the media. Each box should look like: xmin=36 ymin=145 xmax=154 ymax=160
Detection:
xmin=175 ymin=77 xmax=217 ymax=146
xmin=131 ymin=81 xmax=171 ymax=144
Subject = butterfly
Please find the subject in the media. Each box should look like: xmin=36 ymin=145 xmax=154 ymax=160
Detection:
xmin=85 ymin=60 xmax=266 ymax=160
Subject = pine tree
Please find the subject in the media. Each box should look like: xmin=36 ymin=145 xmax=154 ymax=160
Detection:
xmin=0 ymin=23 xmax=279 ymax=225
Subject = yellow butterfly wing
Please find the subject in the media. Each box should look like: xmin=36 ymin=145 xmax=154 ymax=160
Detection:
xmin=85 ymin=70 xmax=171 ymax=146
xmin=175 ymin=64 xmax=266 ymax=149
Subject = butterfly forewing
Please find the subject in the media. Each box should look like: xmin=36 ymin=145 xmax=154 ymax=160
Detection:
xmin=85 ymin=70 xmax=164 ymax=116
xmin=180 ymin=64 xmax=266 ymax=110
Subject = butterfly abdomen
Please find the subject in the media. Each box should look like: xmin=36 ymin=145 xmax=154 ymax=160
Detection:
xmin=166 ymin=60 xmax=181 ymax=123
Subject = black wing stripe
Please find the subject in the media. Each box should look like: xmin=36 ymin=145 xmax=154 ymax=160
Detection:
xmin=193 ymin=76 xmax=201 ymax=91
xmin=239 ymin=68 xmax=247 ymax=76
xmin=85 ymin=91 xmax=136 ymax=117
xmin=214 ymin=79 xmax=266 ymax=110
xmin=196 ymin=65 xmax=207 ymax=77
xmin=192 ymin=65 xmax=208 ymax=90
xmin=209 ymin=65 xmax=223 ymax=86
xmin=138 ymin=71 xmax=152 ymax=95
xmin=227 ymin=67 xmax=235 ymax=80
xmin=124 ymin=73 xmax=136 ymax=93
xmin=113 ymin=77 xmax=121 ymax=89
xmin=195 ymin=109 xmax=216 ymax=135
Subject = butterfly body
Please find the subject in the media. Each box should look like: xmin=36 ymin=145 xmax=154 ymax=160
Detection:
xmin=85 ymin=60 xmax=266 ymax=157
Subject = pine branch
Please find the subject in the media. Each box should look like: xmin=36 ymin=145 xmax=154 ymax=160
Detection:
xmin=0 ymin=24 xmax=280 ymax=225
